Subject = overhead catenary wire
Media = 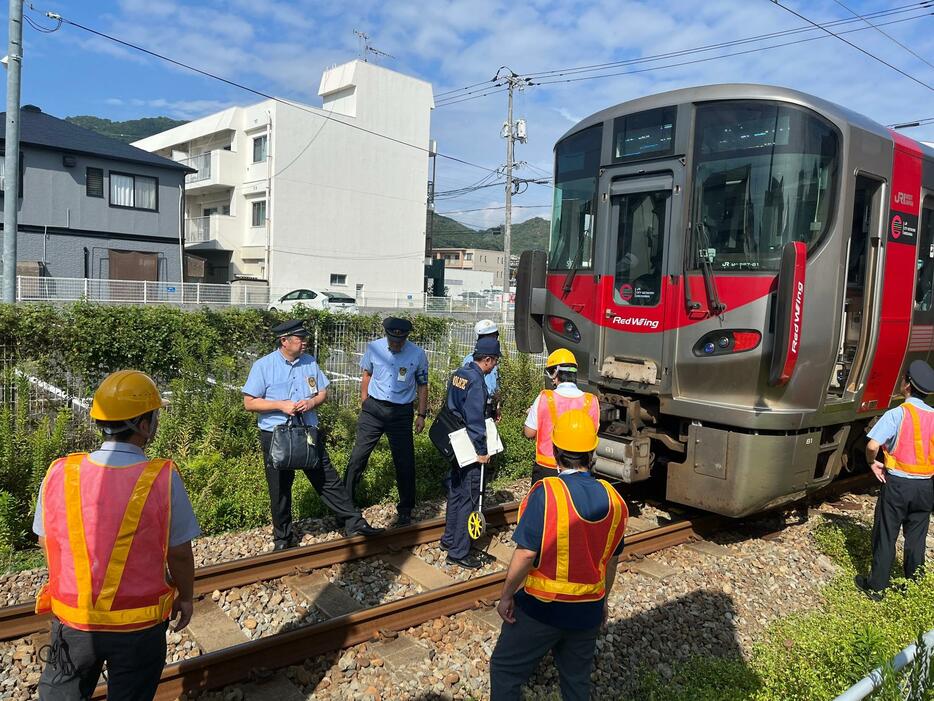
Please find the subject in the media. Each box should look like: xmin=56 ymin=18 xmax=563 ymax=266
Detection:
xmin=830 ymin=0 xmax=934 ymax=71
xmin=36 ymin=10 xmax=503 ymax=175
xmin=770 ymin=0 xmax=934 ymax=92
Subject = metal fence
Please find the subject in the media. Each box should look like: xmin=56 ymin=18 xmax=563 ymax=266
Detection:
xmin=834 ymin=629 xmax=934 ymax=700
xmin=13 ymin=276 xmax=513 ymax=320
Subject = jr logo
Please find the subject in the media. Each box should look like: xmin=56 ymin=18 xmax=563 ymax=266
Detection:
xmin=895 ymin=192 xmax=915 ymax=208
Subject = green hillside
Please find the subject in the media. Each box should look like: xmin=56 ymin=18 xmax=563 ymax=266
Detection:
xmin=431 ymin=213 xmax=550 ymax=253
xmin=64 ymin=116 xmax=187 ymax=143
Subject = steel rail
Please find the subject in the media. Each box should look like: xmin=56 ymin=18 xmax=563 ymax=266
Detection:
xmin=95 ymin=499 xmax=725 ymax=700
xmin=0 ymin=502 xmax=520 ymax=642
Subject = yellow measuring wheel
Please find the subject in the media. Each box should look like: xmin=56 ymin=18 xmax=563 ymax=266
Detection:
xmin=467 ymin=510 xmax=487 ymax=540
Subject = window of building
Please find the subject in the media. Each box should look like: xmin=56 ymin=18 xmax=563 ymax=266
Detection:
xmin=330 ymin=273 xmax=347 ymax=286
xmin=251 ymin=200 xmax=266 ymax=227
xmin=110 ymin=172 xmax=157 ymax=211
xmin=252 ymin=135 xmax=268 ymax=163
xmin=86 ymin=167 xmax=103 ymax=198
xmin=465 ymin=253 xmax=473 ymax=261
xmin=0 ymin=151 xmax=25 ymax=198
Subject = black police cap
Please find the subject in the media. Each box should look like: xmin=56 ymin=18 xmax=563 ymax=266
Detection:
xmin=474 ymin=336 xmax=501 ymax=357
xmin=908 ymin=359 xmax=934 ymax=395
xmin=272 ymin=319 xmax=310 ymax=338
xmin=383 ymin=317 xmax=412 ymax=338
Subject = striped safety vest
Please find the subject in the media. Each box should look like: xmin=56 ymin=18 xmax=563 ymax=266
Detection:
xmin=883 ymin=403 xmax=934 ymax=477
xmin=520 ymin=475 xmax=628 ymax=603
xmin=534 ymin=390 xmax=600 ymax=468
xmin=35 ymin=453 xmax=176 ymax=631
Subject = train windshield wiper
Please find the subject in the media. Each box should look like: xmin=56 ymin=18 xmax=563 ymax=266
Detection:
xmin=562 ymin=229 xmax=591 ymax=295
xmin=694 ymin=220 xmax=725 ymax=315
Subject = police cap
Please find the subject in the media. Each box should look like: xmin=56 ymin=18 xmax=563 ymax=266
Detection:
xmin=383 ymin=317 xmax=412 ymax=338
xmin=272 ymin=319 xmax=310 ymax=338
xmin=474 ymin=336 xmax=501 ymax=358
xmin=908 ymin=359 xmax=934 ymax=394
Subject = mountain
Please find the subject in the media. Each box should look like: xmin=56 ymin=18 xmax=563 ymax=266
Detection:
xmin=64 ymin=116 xmax=188 ymax=144
xmin=430 ymin=213 xmax=550 ymax=253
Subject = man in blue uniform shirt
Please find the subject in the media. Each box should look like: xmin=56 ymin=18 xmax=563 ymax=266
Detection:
xmin=344 ymin=317 xmax=429 ymax=527
xmin=441 ymin=335 xmax=501 ymax=569
xmin=462 ymin=319 xmax=500 ymax=416
xmin=243 ymin=320 xmax=382 ymax=548
xmin=855 ymin=359 xmax=934 ymax=599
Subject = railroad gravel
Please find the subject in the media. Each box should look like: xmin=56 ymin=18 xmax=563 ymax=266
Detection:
xmin=325 ymin=559 xmax=423 ymax=607
xmin=218 ymin=580 xmax=323 ymax=640
xmin=191 ymin=485 xmax=902 ymax=701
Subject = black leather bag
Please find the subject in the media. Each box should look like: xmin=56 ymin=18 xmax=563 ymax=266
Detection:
xmin=269 ymin=416 xmax=320 ymax=471
xmin=429 ymin=404 xmax=466 ymax=460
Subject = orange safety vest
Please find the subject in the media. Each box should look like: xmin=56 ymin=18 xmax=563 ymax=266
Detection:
xmin=35 ymin=453 xmax=176 ymax=631
xmin=883 ymin=403 xmax=934 ymax=477
xmin=535 ymin=389 xmax=600 ymax=468
xmin=519 ymin=475 xmax=628 ymax=603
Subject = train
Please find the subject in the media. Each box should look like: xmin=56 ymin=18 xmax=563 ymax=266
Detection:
xmin=514 ymin=84 xmax=934 ymax=517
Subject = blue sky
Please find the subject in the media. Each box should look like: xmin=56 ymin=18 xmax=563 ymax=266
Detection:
xmin=8 ymin=0 xmax=934 ymax=229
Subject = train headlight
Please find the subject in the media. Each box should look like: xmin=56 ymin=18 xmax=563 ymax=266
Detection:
xmin=548 ymin=315 xmax=581 ymax=343
xmin=693 ymin=330 xmax=761 ymax=356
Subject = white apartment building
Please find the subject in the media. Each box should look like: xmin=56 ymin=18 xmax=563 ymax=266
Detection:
xmin=133 ymin=60 xmax=434 ymax=299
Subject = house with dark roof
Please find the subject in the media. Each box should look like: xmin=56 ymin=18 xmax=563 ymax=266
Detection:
xmin=0 ymin=105 xmax=193 ymax=284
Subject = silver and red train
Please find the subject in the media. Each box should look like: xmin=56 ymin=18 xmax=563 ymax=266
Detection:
xmin=515 ymin=84 xmax=934 ymax=517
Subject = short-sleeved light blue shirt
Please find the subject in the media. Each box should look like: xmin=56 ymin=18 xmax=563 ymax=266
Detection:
xmin=867 ymin=397 xmax=934 ymax=479
xmin=463 ymin=352 xmax=499 ymax=395
xmin=33 ymin=442 xmax=201 ymax=547
xmin=361 ymin=338 xmax=429 ymax=404
xmin=242 ymin=349 xmax=330 ymax=430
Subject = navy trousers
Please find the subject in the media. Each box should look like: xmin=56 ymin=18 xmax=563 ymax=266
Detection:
xmin=868 ymin=473 xmax=933 ymax=590
xmin=441 ymin=461 xmax=482 ymax=559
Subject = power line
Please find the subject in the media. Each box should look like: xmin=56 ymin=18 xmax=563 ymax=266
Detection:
xmin=437 ymin=205 xmax=550 ymax=215
xmin=770 ymin=0 xmax=934 ymax=92
xmin=831 ymin=0 xmax=934 ymax=71
xmin=38 ymin=10 xmax=502 ymax=175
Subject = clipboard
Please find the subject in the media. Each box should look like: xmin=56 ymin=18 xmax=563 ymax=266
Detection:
xmin=448 ymin=419 xmax=504 ymax=467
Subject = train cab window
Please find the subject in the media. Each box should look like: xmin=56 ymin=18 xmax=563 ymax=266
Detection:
xmin=612 ymin=188 xmax=669 ymax=306
xmin=549 ymin=124 xmax=603 ymax=270
xmin=691 ymin=102 xmax=838 ymax=272
xmin=917 ymin=199 xmax=934 ymax=312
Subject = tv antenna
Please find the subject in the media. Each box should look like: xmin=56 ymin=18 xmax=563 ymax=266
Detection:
xmin=353 ymin=30 xmax=394 ymax=63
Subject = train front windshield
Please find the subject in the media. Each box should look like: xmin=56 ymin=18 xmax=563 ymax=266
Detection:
xmin=549 ymin=124 xmax=602 ymax=271
xmin=691 ymin=102 xmax=839 ymax=272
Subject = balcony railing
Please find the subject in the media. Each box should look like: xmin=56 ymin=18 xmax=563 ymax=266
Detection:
xmin=183 ymin=153 xmax=212 ymax=183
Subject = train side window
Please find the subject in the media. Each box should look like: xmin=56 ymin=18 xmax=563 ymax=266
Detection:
xmin=916 ymin=200 xmax=934 ymax=312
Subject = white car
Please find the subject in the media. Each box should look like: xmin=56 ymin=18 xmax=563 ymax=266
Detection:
xmin=268 ymin=289 xmax=359 ymax=314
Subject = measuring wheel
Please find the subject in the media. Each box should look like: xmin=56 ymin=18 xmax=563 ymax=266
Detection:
xmin=467 ymin=510 xmax=487 ymax=540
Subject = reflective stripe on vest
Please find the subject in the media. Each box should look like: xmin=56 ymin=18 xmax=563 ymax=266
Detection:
xmin=521 ymin=477 xmax=628 ymax=603
xmin=535 ymin=390 xmax=599 ymax=467
xmin=37 ymin=453 xmax=175 ymax=631
xmin=883 ymin=403 xmax=934 ymax=476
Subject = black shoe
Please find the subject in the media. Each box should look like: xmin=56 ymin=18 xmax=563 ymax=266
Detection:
xmin=854 ymin=574 xmax=884 ymax=602
xmin=346 ymin=523 xmax=385 ymax=538
xmin=273 ymin=540 xmax=295 ymax=551
xmin=439 ymin=542 xmax=450 ymax=552
xmin=393 ymin=512 xmax=412 ymax=528
xmin=446 ymin=554 xmax=483 ymax=570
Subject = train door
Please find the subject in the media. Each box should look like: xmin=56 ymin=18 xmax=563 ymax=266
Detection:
xmin=597 ymin=165 xmax=682 ymax=389
xmin=914 ymin=195 xmax=934 ymax=363
xmin=827 ymin=174 xmax=886 ymax=401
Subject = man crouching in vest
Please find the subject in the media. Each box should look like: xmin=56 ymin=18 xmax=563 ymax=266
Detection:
xmin=33 ymin=370 xmax=201 ymax=700
xmin=855 ymin=359 xmax=934 ymax=601
xmin=490 ymin=410 xmax=628 ymax=701
xmin=523 ymin=349 xmax=600 ymax=486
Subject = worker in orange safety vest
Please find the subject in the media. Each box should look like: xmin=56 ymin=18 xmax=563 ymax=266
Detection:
xmin=524 ymin=348 xmax=600 ymax=485
xmin=33 ymin=370 xmax=200 ymax=700
xmin=855 ymin=359 xmax=934 ymax=600
xmin=490 ymin=410 xmax=628 ymax=701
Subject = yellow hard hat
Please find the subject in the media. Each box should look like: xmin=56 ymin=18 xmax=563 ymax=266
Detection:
xmin=546 ymin=348 xmax=577 ymax=369
xmin=552 ymin=409 xmax=599 ymax=453
xmin=90 ymin=370 xmax=162 ymax=422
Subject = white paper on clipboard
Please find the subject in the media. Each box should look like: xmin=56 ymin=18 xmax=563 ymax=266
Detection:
xmin=448 ymin=419 xmax=504 ymax=468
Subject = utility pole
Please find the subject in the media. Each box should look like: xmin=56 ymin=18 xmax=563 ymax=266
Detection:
xmin=3 ymin=0 xmax=23 ymax=303
xmin=494 ymin=67 xmax=530 ymax=321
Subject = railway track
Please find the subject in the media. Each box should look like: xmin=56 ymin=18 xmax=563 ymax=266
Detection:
xmin=1 ymin=473 xmax=875 ymax=699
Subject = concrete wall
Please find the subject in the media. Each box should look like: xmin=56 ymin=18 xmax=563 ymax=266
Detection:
xmin=1 ymin=145 xmax=184 ymax=280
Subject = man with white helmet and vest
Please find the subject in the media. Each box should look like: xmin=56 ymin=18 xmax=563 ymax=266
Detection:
xmin=855 ymin=359 xmax=934 ymax=600
xmin=32 ymin=370 xmax=200 ymax=700
xmin=463 ymin=319 xmax=500 ymax=418
xmin=524 ymin=348 xmax=600 ymax=485
xmin=490 ymin=409 xmax=628 ymax=701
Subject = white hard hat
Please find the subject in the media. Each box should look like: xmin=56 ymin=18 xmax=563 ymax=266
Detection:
xmin=475 ymin=319 xmax=499 ymax=336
